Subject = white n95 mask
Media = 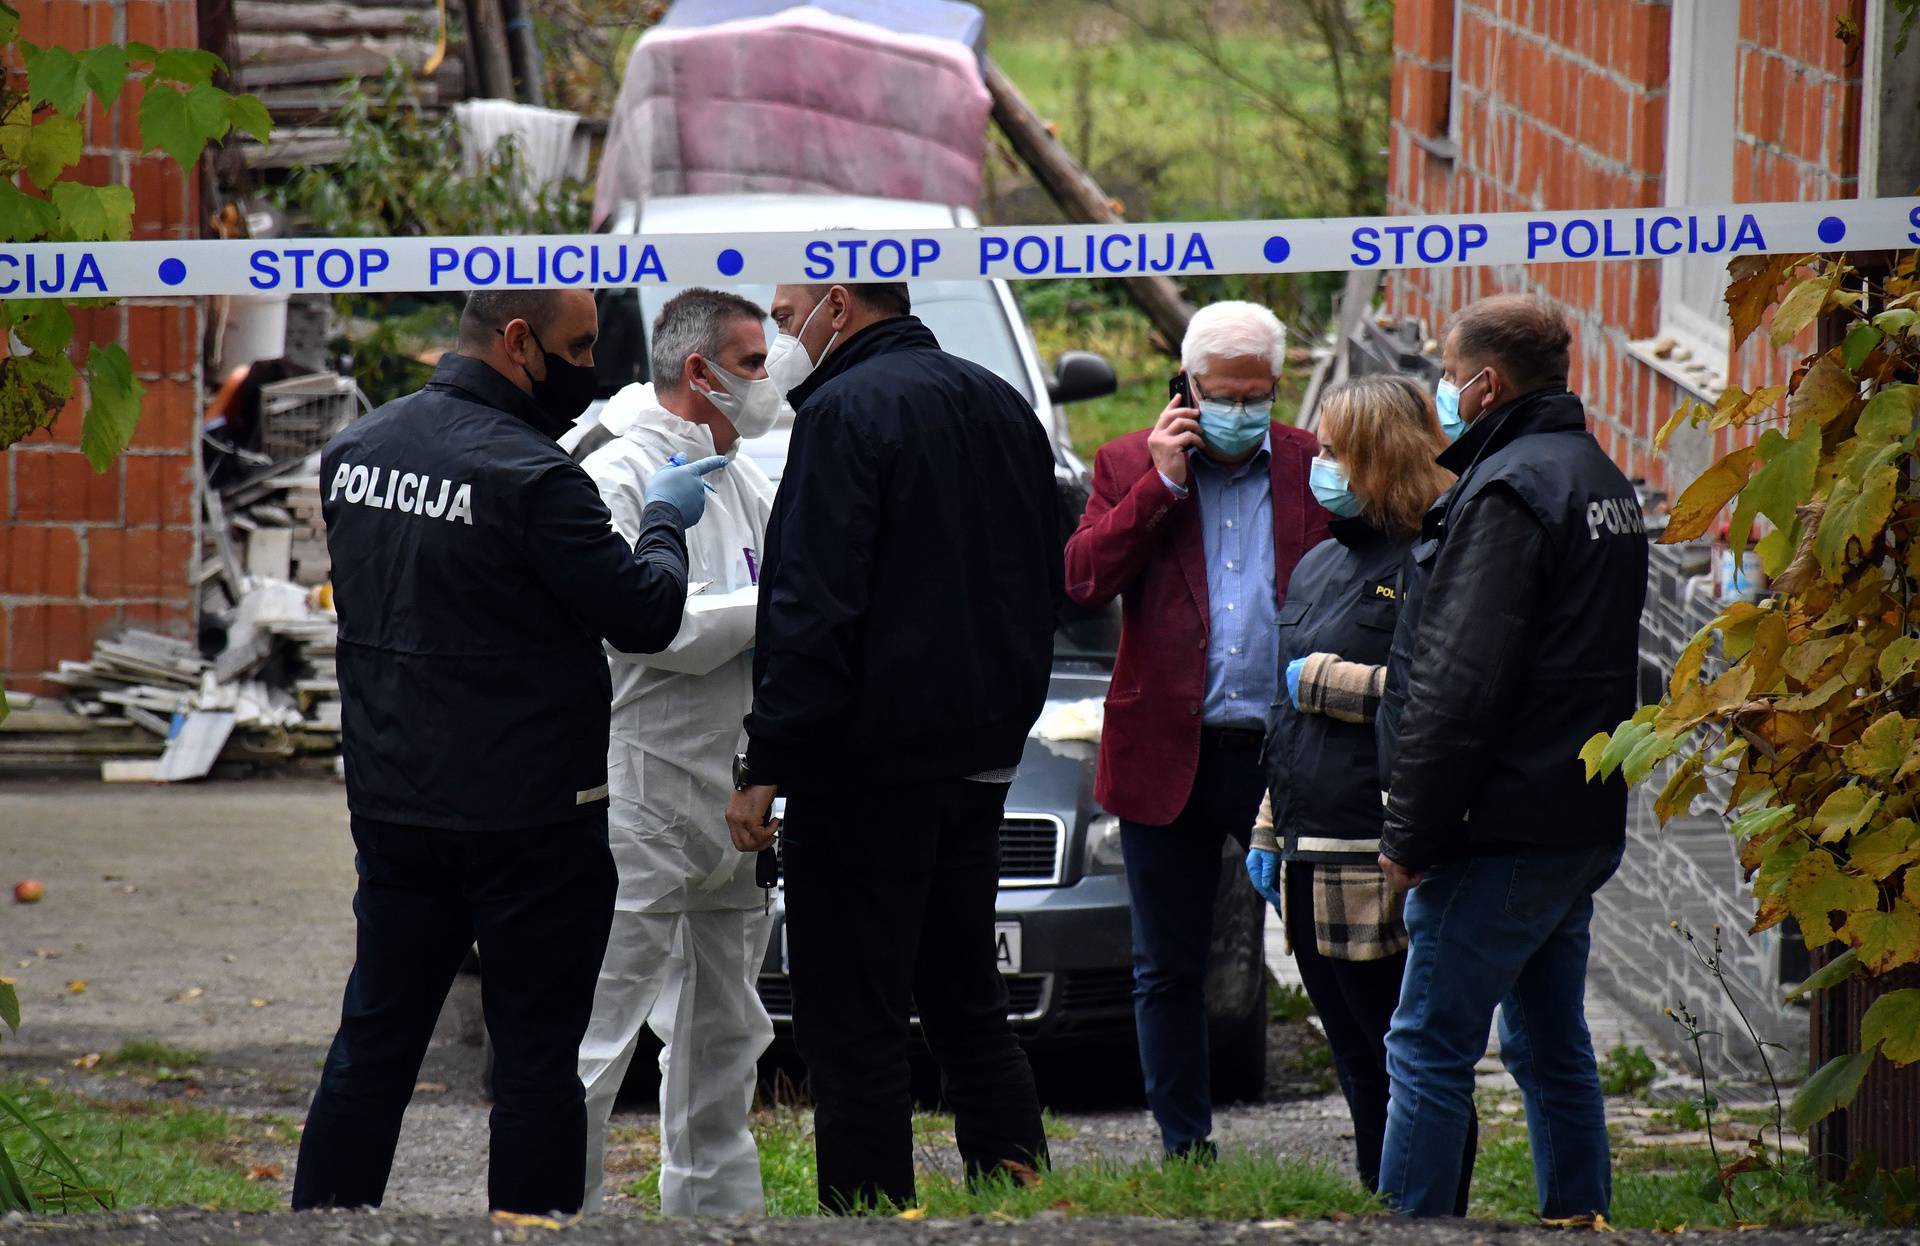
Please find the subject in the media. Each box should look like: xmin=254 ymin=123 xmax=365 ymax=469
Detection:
xmin=698 ymin=361 xmax=783 ymax=440
xmin=764 ymin=296 xmax=837 ymax=395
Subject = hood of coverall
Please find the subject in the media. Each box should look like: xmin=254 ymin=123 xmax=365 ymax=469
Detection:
xmin=583 ymin=382 xmax=775 ymax=912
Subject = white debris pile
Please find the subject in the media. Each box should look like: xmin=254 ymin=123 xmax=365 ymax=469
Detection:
xmin=3 ymin=579 xmax=342 ymax=781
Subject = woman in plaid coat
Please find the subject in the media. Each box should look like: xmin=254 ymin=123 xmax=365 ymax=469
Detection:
xmin=1244 ymin=375 xmax=1477 ymax=1205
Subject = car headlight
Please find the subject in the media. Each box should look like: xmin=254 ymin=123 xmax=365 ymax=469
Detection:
xmin=1084 ymin=813 xmax=1126 ymax=875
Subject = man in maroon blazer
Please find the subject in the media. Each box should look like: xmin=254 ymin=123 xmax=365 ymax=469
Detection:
xmin=1064 ymin=301 xmax=1330 ymax=1160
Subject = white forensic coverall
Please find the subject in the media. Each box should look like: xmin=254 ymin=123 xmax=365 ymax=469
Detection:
xmin=577 ymin=383 xmax=777 ymax=1215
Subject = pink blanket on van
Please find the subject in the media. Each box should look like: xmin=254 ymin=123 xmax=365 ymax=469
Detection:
xmin=592 ymin=7 xmax=990 ymax=225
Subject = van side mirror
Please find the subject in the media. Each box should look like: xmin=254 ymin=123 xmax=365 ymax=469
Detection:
xmin=1047 ymin=351 xmax=1117 ymax=405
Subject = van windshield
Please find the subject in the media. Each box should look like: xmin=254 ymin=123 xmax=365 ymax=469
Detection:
xmin=635 ymin=281 xmax=1035 ymax=404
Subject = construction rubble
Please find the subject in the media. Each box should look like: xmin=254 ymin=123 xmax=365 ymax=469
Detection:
xmin=1 ymin=403 xmax=353 ymax=782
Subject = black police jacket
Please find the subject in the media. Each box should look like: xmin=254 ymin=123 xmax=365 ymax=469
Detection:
xmin=1267 ymin=516 xmax=1409 ymax=864
xmin=322 ymin=353 xmax=690 ymax=831
xmin=742 ymin=315 xmax=1063 ymax=793
xmin=1377 ymin=387 xmax=1647 ymax=870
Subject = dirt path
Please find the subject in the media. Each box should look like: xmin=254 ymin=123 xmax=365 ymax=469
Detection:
xmin=0 ymin=777 xmax=1356 ymax=1217
xmin=8 ymin=1208 xmax=1913 ymax=1246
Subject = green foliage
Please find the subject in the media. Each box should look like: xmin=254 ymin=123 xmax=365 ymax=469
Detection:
xmin=1790 ymin=1052 xmax=1875 ymax=1134
xmin=1589 ymin=252 xmax=1920 ymax=1139
xmin=1269 ymin=980 xmax=1315 ymax=1024
xmin=274 ymin=64 xmax=588 ymax=240
xmin=0 ymin=1079 xmax=296 ymax=1213
xmin=0 ymin=4 xmax=272 ymax=468
xmin=1598 ymin=1044 xmax=1659 ymax=1097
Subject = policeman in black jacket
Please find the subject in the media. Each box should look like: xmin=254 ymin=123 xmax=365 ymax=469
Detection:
xmin=725 ymin=281 xmax=1061 ymax=1213
xmin=1372 ymin=295 xmax=1648 ymax=1220
xmin=293 ymin=288 xmax=724 ymax=1216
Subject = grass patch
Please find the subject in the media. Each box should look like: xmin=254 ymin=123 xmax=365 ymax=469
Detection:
xmin=0 ymin=1079 xmax=297 ymax=1212
xmin=1597 ymin=1044 xmax=1658 ymax=1098
xmin=1470 ymin=1132 xmax=1852 ymax=1229
xmin=102 ymin=1041 xmax=207 ymax=1082
xmin=623 ymin=1106 xmax=1373 ymax=1219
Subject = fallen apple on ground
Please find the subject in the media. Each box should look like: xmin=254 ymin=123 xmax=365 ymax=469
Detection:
xmin=13 ymin=880 xmax=44 ymax=904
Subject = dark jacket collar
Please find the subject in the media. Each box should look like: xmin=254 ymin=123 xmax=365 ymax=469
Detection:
xmin=426 ymin=352 xmax=567 ymax=439
xmin=1330 ymin=514 xmax=1394 ymax=552
xmin=1437 ymin=385 xmax=1585 ymax=475
xmin=788 ymin=315 xmax=941 ymax=409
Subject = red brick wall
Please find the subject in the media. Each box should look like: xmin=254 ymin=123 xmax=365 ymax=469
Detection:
xmin=1386 ymin=0 xmax=1864 ymax=492
xmin=2 ymin=0 xmax=203 ymax=696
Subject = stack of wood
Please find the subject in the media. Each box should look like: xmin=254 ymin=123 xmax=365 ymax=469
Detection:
xmin=224 ymin=0 xmax=471 ymax=171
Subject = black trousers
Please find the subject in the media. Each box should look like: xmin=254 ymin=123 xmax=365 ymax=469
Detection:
xmin=784 ymin=778 xmax=1049 ymax=1213
xmin=1284 ymin=861 xmax=1476 ymax=1211
xmin=1118 ymin=730 xmax=1267 ymax=1157
xmin=291 ymin=815 xmax=616 ymax=1215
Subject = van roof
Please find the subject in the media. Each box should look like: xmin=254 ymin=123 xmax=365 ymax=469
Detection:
xmin=635 ymin=193 xmax=978 ymax=234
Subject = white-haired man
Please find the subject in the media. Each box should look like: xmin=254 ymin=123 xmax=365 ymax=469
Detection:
xmin=1065 ymin=301 xmax=1330 ymax=1160
xmin=575 ymin=287 xmax=781 ymax=1216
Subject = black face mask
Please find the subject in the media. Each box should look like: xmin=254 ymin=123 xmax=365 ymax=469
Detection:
xmin=504 ymin=325 xmax=599 ymax=435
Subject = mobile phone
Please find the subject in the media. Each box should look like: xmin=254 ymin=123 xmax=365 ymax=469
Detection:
xmin=1168 ymin=372 xmax=1193 ymax=408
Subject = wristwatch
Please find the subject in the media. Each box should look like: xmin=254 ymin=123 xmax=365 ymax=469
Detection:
xmin=732 ymin=751 xmax=754 ymax=792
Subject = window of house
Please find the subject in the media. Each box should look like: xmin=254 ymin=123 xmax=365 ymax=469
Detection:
xmin=1653 ymin=0 xmax=1741 ymax=391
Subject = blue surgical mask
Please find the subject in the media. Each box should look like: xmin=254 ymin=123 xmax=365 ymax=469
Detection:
xmin=1309 ymin=456 xmax=1362 ymax=518
xmin=1195 ymin=393 xmax=1273 ymax=459
xmin=1434 ymin=370 xmax=1484 ymax=442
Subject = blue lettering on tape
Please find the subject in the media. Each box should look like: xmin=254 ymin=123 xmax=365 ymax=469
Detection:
xmin=1524 ymin=212 xmax=1766 ymax=263
xmin=977 ymin=231 xmax=1213 ymax=277
xmin=425 ymin=243 xmax=667 ymax=288
xmin=0 ymin=251 xmax=107 ymax=295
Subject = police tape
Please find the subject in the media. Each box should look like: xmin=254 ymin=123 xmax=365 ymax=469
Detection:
xmin=3 ymin=197 xmax=1917 ymax=300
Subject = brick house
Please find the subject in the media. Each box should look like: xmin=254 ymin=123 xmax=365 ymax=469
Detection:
xmin=2 ymin=0 xmax=203 ymax=696
xmin=1386 ymin=1 xmax=1920 ymax=1162
xmin=1387 ymin=0 xmax=1918 ymax=491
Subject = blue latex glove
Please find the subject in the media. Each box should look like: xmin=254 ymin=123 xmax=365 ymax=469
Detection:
xmin=1245 ymin=847 xmax=1282 ymax=909
xmin=1285 ymin=656 xmax=1307 ymax=709
xmin=645 ymin=454 xmax=729 ymax=526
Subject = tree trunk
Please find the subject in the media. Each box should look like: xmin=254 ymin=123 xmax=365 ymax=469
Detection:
xmin=468 ymin=0 xmax=516 ymax=100
xmin=983 ymin=56 xmax=1195 ymax=351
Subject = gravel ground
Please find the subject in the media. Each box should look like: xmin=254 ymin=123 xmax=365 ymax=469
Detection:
xmin=0 ymin=777 xmax=1355 ymax=1220
xmin=8 ymin=1209 xmax=1918 ymax=1246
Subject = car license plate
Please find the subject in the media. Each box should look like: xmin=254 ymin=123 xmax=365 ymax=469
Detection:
xmin=994 ymin=922 xmax=1021 ymax=974
xmin=782 ymin=921 xmax=1021 ymax=974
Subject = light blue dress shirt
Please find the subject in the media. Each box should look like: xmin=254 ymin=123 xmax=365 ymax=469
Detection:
xmin=1163 ymin=440 xmax=1278 ymax=729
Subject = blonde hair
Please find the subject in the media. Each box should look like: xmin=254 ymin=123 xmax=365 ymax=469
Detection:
xmin=1317 ymin=376 xmax=1454 ymax=539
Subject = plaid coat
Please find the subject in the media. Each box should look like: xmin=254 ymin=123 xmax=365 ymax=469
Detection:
xmin=1253 ymin=790 xmax=1408 ymax=961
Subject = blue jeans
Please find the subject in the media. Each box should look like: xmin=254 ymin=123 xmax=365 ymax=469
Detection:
xmin=1379 ymin=841 xmax=1624 ymax=1219
xmin=1119 ymin=731 xmax=1267 ymax=1158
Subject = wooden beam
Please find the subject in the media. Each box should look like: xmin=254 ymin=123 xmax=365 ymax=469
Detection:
xmin=233 ymin=2 xmax=432 ymax=36
xmin=468 ymin=0 xmax=515 ymax=101
xmin=982 ymin=56 xmax=1195 ymax=351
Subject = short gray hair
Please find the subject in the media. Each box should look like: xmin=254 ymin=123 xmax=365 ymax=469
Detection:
xmin=649 ymin=287 xmax=768 ymax=391
xmin=1180 ymin=300 xmax=1287 ymax=377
